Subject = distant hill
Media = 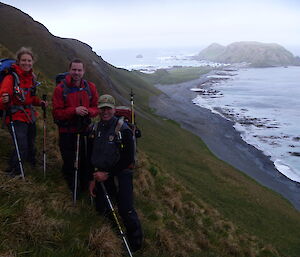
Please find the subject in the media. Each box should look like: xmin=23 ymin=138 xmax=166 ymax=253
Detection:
xmin=195 ymin=42 xmax=225 ymax=60
xmin=193 ymin=41 xmax=300 ymax=67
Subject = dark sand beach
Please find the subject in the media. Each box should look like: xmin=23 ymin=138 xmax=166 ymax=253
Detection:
xmin=149 ymin=71 xmax=300 ymax=210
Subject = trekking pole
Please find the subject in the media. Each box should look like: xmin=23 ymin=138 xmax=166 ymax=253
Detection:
xmin=7 ymin=107 xmax=25 ymax=180
xmin=100 ymin=182 xmax=133 ymax=257
xmin=130 ymin=89 xmax=135 ymax=125
xmin=73 ymin=99 xmax=85 ymax=206
xmin=73 ymin=132 xmax=80 ymax=206
xmin=83 ymin=134 xmax=93 ymax=206
xmin=42 ymin=94 xmax=47 ymax=178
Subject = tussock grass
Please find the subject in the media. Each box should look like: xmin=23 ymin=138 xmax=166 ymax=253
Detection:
xmin=132 ymin=155 xmax=281 ymax=257
xmin=0 ymin=168 xmax=125 ymax=256
xmin=137 ymin=114 xmax=300 ymax=257
xmin=0 ymin=136 xmax=282 ymax=257
xmin=88 ymin=225 xmax=122 ymax=257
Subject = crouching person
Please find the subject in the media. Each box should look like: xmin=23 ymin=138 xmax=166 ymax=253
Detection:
xmin=88 ymin=94 xmax=143 ymax=252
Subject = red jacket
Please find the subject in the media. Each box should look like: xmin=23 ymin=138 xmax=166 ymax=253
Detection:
xmin=0 ymin=64 xmax=41 ymax=124
xmin=52 ymin=74 xmax=99 ymax=133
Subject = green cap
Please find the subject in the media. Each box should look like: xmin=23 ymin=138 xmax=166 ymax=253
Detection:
xmin=98 ymin=94 xmax=116 ymax=108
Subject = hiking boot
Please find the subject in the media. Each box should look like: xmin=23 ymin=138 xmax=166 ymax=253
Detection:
xmin=127 ymin=230 xmax=143 ymax=252
xmin=4 ymin=168 xmax=12 ymax=173
xmin=5 ymin=168 xmax=22 ymax=178
xmin=128 ymin=236 xmax=142 ymax=252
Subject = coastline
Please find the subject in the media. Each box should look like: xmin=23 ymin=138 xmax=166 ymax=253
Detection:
xmin=149 ymin=71 xmax=300 ymax=210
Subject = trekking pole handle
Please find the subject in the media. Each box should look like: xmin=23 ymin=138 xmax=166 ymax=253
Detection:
xmin=2 ymin=93 xmax=10 ymax=104
xmin=42 ymin=94 xmax=47 ymax=110
xmin=130 ymin=89 xmax=135 ymax=124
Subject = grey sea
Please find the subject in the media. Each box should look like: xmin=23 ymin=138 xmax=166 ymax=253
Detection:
xmin=193 ymin=67 xmax=300 ymax=182
xmin=99 ymin=46 xmax=217 ymax=72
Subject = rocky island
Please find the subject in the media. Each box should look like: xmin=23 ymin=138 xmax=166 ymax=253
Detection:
xmin=193 ymin=41 xmax=300 ymax=67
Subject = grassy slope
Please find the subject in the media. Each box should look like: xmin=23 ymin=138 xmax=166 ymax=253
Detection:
xmin=139 ymin=116 xmax=300 ymax=255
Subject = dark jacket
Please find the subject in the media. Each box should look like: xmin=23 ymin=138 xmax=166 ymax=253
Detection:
xmin=88 ymin=116 xmax=135 ymax=180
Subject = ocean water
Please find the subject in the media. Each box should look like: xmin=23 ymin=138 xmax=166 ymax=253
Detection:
xmin=98 ymin=47 xmax=223 ymax=72
xmin=192 ymin=67 xmax=300 ymax=182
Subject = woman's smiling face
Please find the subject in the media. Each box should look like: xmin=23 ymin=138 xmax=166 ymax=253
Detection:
xmin=19 ymin=53 xmax=33 ymax=72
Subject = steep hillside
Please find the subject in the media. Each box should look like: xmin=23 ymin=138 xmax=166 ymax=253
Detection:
xmin=1 ymin=3 xmax=300 ymax=257
xmin=0 ymin=3 xmax=111 ymax=93
xmin=194 ymin=41 xmax=299 ymax=67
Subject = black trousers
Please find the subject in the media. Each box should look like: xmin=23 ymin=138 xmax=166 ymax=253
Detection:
xmin=8 ymin=121 xmax=36 ymax=173
xmin=95 ymin=169 xmax=143 ymax=251
xmin=59 ymin=133 xmax=89 ymax=193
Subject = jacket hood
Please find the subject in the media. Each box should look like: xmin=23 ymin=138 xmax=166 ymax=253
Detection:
xmin=65 ymin=74 xmax=85 ymax=88
xmin=12 ymin=64 xmax=33 ymax=80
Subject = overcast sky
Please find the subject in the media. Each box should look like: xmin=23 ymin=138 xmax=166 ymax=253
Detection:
xmin=2 ymin=0 xmax=300 ymax=53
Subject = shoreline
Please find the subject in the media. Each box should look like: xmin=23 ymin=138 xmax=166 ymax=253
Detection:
xmin=149 ymin=71 xmax=300 ymax=210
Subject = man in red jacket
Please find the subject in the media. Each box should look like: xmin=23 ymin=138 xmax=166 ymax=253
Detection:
xmin=52 ymin=59 xmax=99 ymax=196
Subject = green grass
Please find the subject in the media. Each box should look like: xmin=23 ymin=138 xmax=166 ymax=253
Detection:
xmin=0 ymin=139 xmax=279 ymax=257
xmin=0 ymin=170 xmax=111 ymax=256
xmin=136 ymin=114 xmax=300 ymax=256
xmin=133 ymin=66 xmax=213 ymax=85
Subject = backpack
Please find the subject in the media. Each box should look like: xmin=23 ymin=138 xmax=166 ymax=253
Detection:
xmin=115 ymin=106 xmax=141 ymax=138
xmin=0 ymin=59 xmax=18 ymax=118
xmin=115 ymin=106 xmax=133 ymax=123
xmin=114 ymin=106 xmax=141 ymax=165
xmin=0 ymin=58 xmax=16 ymax=82
xmin=91 ymin=117 xmax=126 ymax=170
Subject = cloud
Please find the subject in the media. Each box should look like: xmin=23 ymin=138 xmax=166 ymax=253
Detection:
xmin=2 ymin=0 xmax=300 ymax=49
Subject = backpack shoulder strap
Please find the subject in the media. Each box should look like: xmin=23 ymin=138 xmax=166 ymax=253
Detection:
xmin=88 ymin=122 xmax=98 ymax=138
xmin=115 ymin=116 xmax=124 ymax=135
xmin=60 ymin=79 xmax=92 ymax=102
xmin=83 ymin=80 xmax=92 ymax=100
xmin=61 ymin=80 xmax=70 ymax=100
xmin=11 ymin=72 xmax=25 ymax=102
xmin=5 ymin=71 xmax=19 ymax=87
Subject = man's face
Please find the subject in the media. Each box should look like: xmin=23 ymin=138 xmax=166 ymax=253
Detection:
xmin=69 ymin=62 xmax=84 ymax=83
xmin=99 ymin=107 xmax=115 ymax=121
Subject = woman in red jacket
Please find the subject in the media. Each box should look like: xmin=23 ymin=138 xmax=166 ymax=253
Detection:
xmin=0 ymin=47 xmax=46 ymax=177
